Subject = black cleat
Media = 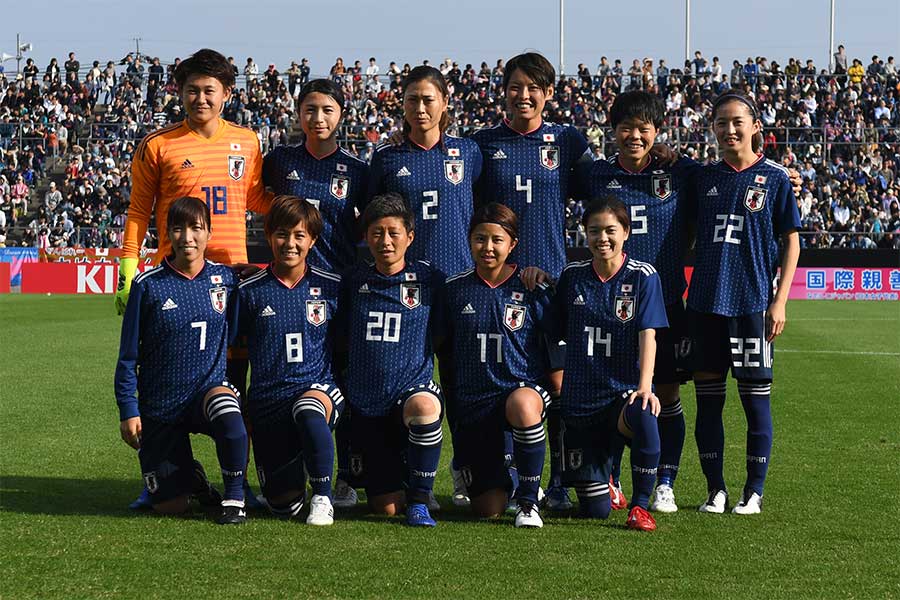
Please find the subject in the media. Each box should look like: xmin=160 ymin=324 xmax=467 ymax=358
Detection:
xmin=216 ymin=504 xmax=247 ymax=525
xmin=191 ymin=460 xmax=222 ymax=507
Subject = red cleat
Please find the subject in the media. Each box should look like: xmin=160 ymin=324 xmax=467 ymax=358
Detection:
xmin=626 ymin=505 xmax=657 ymax=531
xmin=609 ymin=477 xmax=627 ymax=510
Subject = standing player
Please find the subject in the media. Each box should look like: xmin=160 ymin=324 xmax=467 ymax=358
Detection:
xmin=575 ymin=91 xmax=695 ymax=513
xmin=262 ymin=78 xmax=368 ymax=509
xmin=472 ymin=52 xmax=591 ymax=511
xmin=686 ymin=90 xmax=800 ymax=515
xmin=443 ymin=203 xmax=552 ymax=528
xmin=550 ymin=197 xmax=668 ymax=531
xmin=117 ymin=49 xmax=271 ymax=510
xmin=340 ymin=193 xmax=445 ymax=527
xmin=238 ymin=196 xmax=343 ymax=526
xmin=114 ymin=197 xmax=249 ymax=524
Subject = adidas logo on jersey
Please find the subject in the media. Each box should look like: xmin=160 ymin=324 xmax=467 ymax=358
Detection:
xmin=162 ymin=298 xmax=178 ymax=310
xmin=359 ymin=283 xmax=370 ymax=293
xmin=573 ymin=295 xmax=585 ymax=305
xmin=396 ymin=166 xmax=411 ymax=177
xmin=461 ymin=303 xmax=475 ymax=314
xmin=607 ymin=179 xmax=622 ymax=189
xmin=286 ymin=170 xmax=300 ymax=180
xmin=492 ymin=149 xmax=507 ymax=160
xmin=707 ymin=186 xmax=719 ymax=196
xmin=260 ymin=305 xmax=276 ymax=317
xmin=181 ymin=159 xmax=194 ymax=169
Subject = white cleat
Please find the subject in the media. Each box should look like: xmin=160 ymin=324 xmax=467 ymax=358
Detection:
xmin=450 ymin=464 xmax=471 ymax=507
xmin=698 ymin=489 xmax=728 ymax=514
xmin=306 ymin=494 xmax=335 ymax=526
xmin=514 ymin=503 xmax=544 ymax=528
xmin=650 ymin=484 xmax=678 ymax=513
xmin=732 ymin=491 xmax=763 ymax=515
xmin=332 ymin=479 xmax=358 ymax=509
xmin=427 ymin=490 xmax=441 ymax=512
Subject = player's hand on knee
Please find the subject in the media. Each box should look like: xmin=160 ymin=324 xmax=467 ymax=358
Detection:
xmin=765 ymin=300 xmax=787 ymax=341
xmin=628 ymin=389 xmax=660 ymax=416
xmin=519 ymin=266 xmax=551 ymax=291
xmin=120 ymin=416 xmax=142 ymax=449
xmin=650 ymin=143 xmax=678 ymax=166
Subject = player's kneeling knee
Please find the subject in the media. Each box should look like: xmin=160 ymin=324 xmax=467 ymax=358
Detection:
xmin=153 ymin=495 xmax=190 ymax=515
xmin=622 ymin=399 xmax=657 ymax=437
xmin=575 ymin=482 xmax=611 ymax=519
xmin=402 ymin=394 xmax=441 ymax=427
xmin=205 ymin=390 xmax=248 ymax=443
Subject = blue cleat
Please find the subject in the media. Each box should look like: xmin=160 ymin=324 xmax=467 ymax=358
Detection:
xmin=544 ymin=485 xmax=573 ymax=511
xmin=242 ymin=479 xmax=265 ymax=510
xmin=128 ymin=487 xmax=152 ymax=510
xmin=406 ymin=502 xmax=437 ymax=527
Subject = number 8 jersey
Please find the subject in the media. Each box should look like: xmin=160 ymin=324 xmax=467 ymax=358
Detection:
xmin=688 ymin=156 xmax=801 ymax=317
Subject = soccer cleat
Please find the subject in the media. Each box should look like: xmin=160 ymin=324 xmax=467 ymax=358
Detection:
xmin=217 ymin=502 xmax=247 ymax=525
xmin=406 ymin=503 xmax=437 ymax=527
xmin=514 ymin=502 xmax=544 ymax=528
xmin=332 ymin=479 xmax=359 ymax=509
xmin=306 ymin=494 xmax=335 ymax=526
xmin=626 ymin=505 xmax=657 ymax=531
xmin=650 ymin=484 xmax=678 ymax=513
xmin=698 ymin=489 xmax=728 ymax=514
xmin=449 ymin=463 xmax=471 ymax=507
xmin=128 ymin=487 xmax=153 ymax=511
xmin=544 ymin=485 xmax=573 ymax=511
xmin=242 ymin=479 xmax=265 ymax=510
xmin=732 ymin=490 xmax=763 ymax=515
xmin=609 ymin=477 xmax=627 ymax=510
xmin=191 ymin=461 xmax=222 ymax=508
xmin=427 ymin=491 xmax=441 ymax=512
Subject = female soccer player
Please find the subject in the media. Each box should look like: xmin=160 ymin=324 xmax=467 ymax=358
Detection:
xmin=262 ymin=79 xmax=368 ymax=508
xmin=114 ymin=196 xmax=249 ymax=525
xmin=443 ymin=203 xmax=552 ymax=528
xmin=340 ymin=193 xmax=445 ymax=527
xmin=686 ymin=89 xmax=800 ymax=515
xmin=552 ymin=197 xmax=668 ymax=531
xmin=237 ymin=196 xmax=343 ymax=526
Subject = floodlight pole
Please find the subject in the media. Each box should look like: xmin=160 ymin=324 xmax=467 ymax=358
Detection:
xmin=16 ymin=33 xmax=21 ymax=76
xmin=828 ymin=0 xmax=835 ymax=70
xmin=685 ymin=0 xmax=691 ymax=65
xmin=559 ymin=0 xmax=565 ymax=77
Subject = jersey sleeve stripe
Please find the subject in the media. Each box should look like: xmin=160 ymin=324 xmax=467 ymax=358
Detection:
xmin=238 ymin=269 xmax=270 ymax=288
xmin=445 ymin=268 xmax=475 ymax=284
xmin=309 ymin=266 xmax=342 ymax=282
xmin=133 ymin=264 xmax=164 ymax=284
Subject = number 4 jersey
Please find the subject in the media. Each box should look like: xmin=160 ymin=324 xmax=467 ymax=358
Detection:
xmin=688 ymin=156 xmax=800 ymax=317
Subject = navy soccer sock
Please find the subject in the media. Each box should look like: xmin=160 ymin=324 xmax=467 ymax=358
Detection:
xmin=622 ymin=400 xmax=660 ymax=510
xmin=694 ymin=378 xmax=728 ymax=492
xmin=657 ymin=399 xmax=686 ymax=487
xmin=205 ymin=393 xmax=248 ymax=503
xmin=512 ymin=423 xmax=545 ymax=505
xmin=335 ymin=406 xmax=351 ymax=483
xmin=574 ymin=482 xmax=611 ymax=519
xmin=292 ymin=397 xmax=335 ymax=499
xmin=737 ymin=381 xmax=773 ymax=496
xmin=504 ymin=429 xmax=519 ymax=493
xmin=610 ymin=433 xmax=626 ymax=488
xmin=546 ymin=401 xmax=563 ymax=487
xmin=407 ymin=420 xmax=442 ymax=505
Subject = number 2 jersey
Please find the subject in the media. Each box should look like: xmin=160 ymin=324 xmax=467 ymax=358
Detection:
xmin=688 ymin=156 xmax=800 ymax=317
xmin=114 ymin=260 xmax=238 ymax=423
xmin=442 ymin=267 xmax=552 ymax=424
xmin=550 ymin=257 xmax=668 ymax=419
xmin=237 ymin=265 xmax=342 ymax=426
xmin=340 ymin=259 xmax=443 ymax=416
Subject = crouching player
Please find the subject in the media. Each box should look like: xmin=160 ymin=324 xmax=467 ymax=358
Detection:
xmin=443 ymin=203 xmax=552 ymax=528
xmin=114 ymin=197 xmax=248 ymax=524
xmin=550 ymin=197 xmax=668 ymax=531
xmin=341 ymin=193 xmax=444 ymax=527
xmin=237 ymin=195 xmax=343 ymax=525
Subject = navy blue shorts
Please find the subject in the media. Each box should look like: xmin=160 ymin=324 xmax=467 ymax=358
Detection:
xmin=559 ymin=395 xmax=626 ymax=486
xmin=655 ymin=300 xmax=692 ymax=385
xmin=544 ymin=334 xmax=567 ymax=372
xmin=684 ymin=309 xmax=774 ymax=381
xmin=138 ymin=383 xmax=239 ymax=505
xmin=349 ymin=381 xmax=443 ymax=498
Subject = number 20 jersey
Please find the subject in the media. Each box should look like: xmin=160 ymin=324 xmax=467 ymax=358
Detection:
xmin=340 ymin=260 xmax=443 ymax=416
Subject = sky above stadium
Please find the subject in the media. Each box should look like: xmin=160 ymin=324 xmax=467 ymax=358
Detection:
xmin=2 ymin=0 xmax=898 ymax=76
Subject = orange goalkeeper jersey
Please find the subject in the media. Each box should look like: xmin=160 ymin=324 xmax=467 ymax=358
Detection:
xmin=124 ymin=119 xmax=271 ymax=265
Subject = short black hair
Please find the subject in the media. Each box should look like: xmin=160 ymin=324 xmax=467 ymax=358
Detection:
xmin=174 ymin=48 xmax=235 ymax=90
xmin=503 ymin=52 xmax=555 ymax=91
xmin=297 ymin=79 xmax=345 ymax=114
xmin=264 ymin=195 xmax=323 ymax=239
xmin=581 ymin=196 xmax=630 ymax=231
xmin=166 ymin=196 xmax=211 ymax=232
xmin=361 ymin=192 xmax=415 ymax=233
xmin=610 ymin=90 xmax=666 ymax=129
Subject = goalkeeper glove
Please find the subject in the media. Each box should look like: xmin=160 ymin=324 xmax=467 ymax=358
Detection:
xmin=114 ymin=257 xmax=138 ymax=316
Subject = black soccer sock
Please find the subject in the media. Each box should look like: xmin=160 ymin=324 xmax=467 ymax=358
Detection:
xmin=205 ymin=393 xmax=248 ymax=503
xmin=292 ymin=397 xmax=335 ymax=499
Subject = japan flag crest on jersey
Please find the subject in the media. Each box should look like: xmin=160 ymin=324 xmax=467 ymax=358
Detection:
xmin=504 ymin=303 xmax=526 ymax=331
xmin=228 ymin=155 xmax=245 ymax=180
xmin=652 ymin=174 xmax=672 ymax=200
xmin=330 ymin=175 xmax=349 ymax=200
xmin=444 ymin=160 xmax=464 ymax=185
xmin=540 ymin=145 xmax=560 ymax=170
xmin=400 ymin=283 xmax=420 ymax=308
xmin=614 ymin=296 xmax=634 ymax=323
xmin=209 ymin=286 xmax=227 ymax=314
xmin=744 ymin=186 xmax=767 ymax=212
xmin=306 ymin=300 xmax=327 ymax=326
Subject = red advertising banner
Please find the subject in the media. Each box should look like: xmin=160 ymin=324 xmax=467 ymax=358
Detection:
xmin=21 ymin=262 xmax=141 ymax=294
xmin=0 ymin=262 xmax=10 ymax=293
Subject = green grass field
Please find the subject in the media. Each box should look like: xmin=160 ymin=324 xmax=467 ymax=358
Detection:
xmin=1 ymin=295 xmax=898 ymax=599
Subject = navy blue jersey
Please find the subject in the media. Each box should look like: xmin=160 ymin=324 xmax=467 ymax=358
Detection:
xmin=575 ymin=154 xmax=699 ymax=304
xmin=687 ymin=157 xmax=801 ymax=316
xmin=442 ymin=267 xmax=552 ymax=424
xmin=115 ymin=260 xmax=238 ymax=423
xmin=473 ymin=121 xmax=590 ymax=277
xmin=550 ymin=257 xmax=668 ymax=418
xmin=340 ymin=259 xmax=442 ymax=416
xmin=263 ymin=144 xmax=368 ymax=272
xmin=237 ymin=265 xmax=342 ymax=426
xmin=366 ymin=135 xmax=482 ymax=276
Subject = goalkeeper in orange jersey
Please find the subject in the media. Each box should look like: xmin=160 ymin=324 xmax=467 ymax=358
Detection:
xmin=116 ymin=48 xmax=272 ymax=510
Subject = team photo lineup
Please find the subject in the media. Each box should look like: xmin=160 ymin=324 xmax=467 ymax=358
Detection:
xmin=112 ymin=47 xmax=806 ymax=531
